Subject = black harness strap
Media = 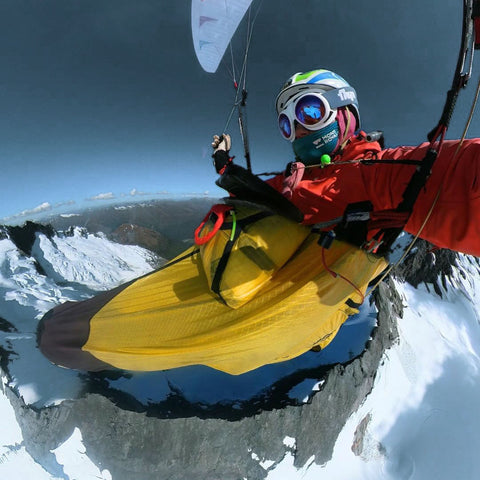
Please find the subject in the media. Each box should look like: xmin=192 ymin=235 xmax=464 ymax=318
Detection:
xmin=217 ymin=163 xmax=305 ymax=222
xmin=209 ymin=209 xmax=273 ymax=304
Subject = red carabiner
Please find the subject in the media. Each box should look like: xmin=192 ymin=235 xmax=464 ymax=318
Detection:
xmin=194 ymin=204 xmax=234 ymax=245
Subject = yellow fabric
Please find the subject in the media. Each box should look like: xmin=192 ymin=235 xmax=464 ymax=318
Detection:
xmin=200 ymin=204 xmax=310 ymax=308
xmin=83 ymin=234 xmax=387 ymax=375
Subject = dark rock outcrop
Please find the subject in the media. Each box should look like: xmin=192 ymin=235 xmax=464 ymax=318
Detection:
xmin=5 ymin=221 xmax=55 ymax=256
xmin=395 ymin=239 xmax=458 ymax=296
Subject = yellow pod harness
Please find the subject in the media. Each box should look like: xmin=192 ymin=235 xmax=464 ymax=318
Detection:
xmin=195 ymin=201 xmax=311 ymax=308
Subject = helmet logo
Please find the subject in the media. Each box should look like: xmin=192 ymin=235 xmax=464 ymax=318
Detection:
xmin=337 ymin=88 xmax=356 ymax=103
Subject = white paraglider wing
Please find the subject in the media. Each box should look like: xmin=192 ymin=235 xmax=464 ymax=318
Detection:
xmin=192 ymin=0 xmax=254 ymax=73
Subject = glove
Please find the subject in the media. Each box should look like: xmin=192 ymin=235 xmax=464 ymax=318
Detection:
xmin=212 ymin=134 xmax=231 ymax=153
xmin=211 ymin=134 xmax=233 ymax=174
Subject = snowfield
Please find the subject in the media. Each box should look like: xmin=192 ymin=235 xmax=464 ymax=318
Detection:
xmin=268 ymin=254 xmax=480 ymax=479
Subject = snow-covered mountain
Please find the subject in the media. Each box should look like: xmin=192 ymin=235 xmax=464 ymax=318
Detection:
xmin=1 ymin=212 xmax=479 ymax=480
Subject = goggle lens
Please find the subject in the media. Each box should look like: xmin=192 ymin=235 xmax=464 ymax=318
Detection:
xmin=295 ymin=95 xmax=326 ymax=126
xmin=278 ymin=113 xmax=292 ymax=139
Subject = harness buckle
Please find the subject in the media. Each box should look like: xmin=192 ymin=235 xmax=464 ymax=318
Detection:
xmin=362 ymin=237 xmax=384 ymax=254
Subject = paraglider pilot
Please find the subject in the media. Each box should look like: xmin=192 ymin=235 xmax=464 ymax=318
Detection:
xmin=212 ymin=69 xmax=480 ymax=258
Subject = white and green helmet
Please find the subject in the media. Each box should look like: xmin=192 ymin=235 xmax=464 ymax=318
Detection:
xmin=275 ymin=69 xmax=360 ymax=126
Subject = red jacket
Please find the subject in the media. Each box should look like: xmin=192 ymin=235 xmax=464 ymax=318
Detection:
xmin=266 ymin=132 xmax=480 ymax=257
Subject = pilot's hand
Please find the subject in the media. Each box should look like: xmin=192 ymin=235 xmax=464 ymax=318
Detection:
xmin=212 ymin=134 xmax=231 ymax=153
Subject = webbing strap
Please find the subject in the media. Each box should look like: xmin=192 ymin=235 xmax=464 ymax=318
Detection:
xmin=194 ymin=204 xmax=233 ymax=245
xmin=209 ymin=209 xmax=273 ymax=303
xmin=211 ymin=218 xmax=242 ymax=302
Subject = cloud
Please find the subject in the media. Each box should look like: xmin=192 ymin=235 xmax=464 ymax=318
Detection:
xmin=16 ymin=202 xmax=51 ymax=217
xmin=25 ymin=202 xmax=52 ymax=215
xmin=86 ymin=192 xmax=116 ymax=201
xmin=128 ymin=188 xmax=151 ymax=197
xmin=1 ymin=202 xmax=53 ymax=224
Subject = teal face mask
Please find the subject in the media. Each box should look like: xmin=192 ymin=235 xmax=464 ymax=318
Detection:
xmin=292 ymin=121 xmax=339 ymax=165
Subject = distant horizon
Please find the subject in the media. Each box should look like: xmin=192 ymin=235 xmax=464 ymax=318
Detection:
xmin=1 ymin=191 xmax=222 ymax=227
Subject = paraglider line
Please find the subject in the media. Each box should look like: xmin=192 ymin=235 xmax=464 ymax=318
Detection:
xmin=221 ymin=0 xmax=264 ymax=171
xmin=321 ymin=246 xmax=364 ymax=303
xmin=229 ymin=42 xmax=237 ymax=86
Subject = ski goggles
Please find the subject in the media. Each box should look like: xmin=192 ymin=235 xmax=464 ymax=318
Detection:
xmin=278 ymin=87 xmax=357 ymax=141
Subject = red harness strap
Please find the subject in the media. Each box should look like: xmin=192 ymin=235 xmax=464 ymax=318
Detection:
xmin=194 ymin=204 xmax=234 ymax=245
xmin=368 ymin=210 xmax=410 ymax=231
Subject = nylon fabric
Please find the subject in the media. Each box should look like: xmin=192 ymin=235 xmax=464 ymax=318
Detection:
xmin=199 ymin=203 xmax=310 ymax=308
xmin=266 ymin=134 xmax=480 ymax=257
xmin=81 ymin=237 xmax=386 ymax=375
xmin=191 ymin=0 xmax=254 ymax=73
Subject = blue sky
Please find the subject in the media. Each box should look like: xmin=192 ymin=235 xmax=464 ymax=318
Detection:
xmin=1 ymin=0 xmax=478 ymax=224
